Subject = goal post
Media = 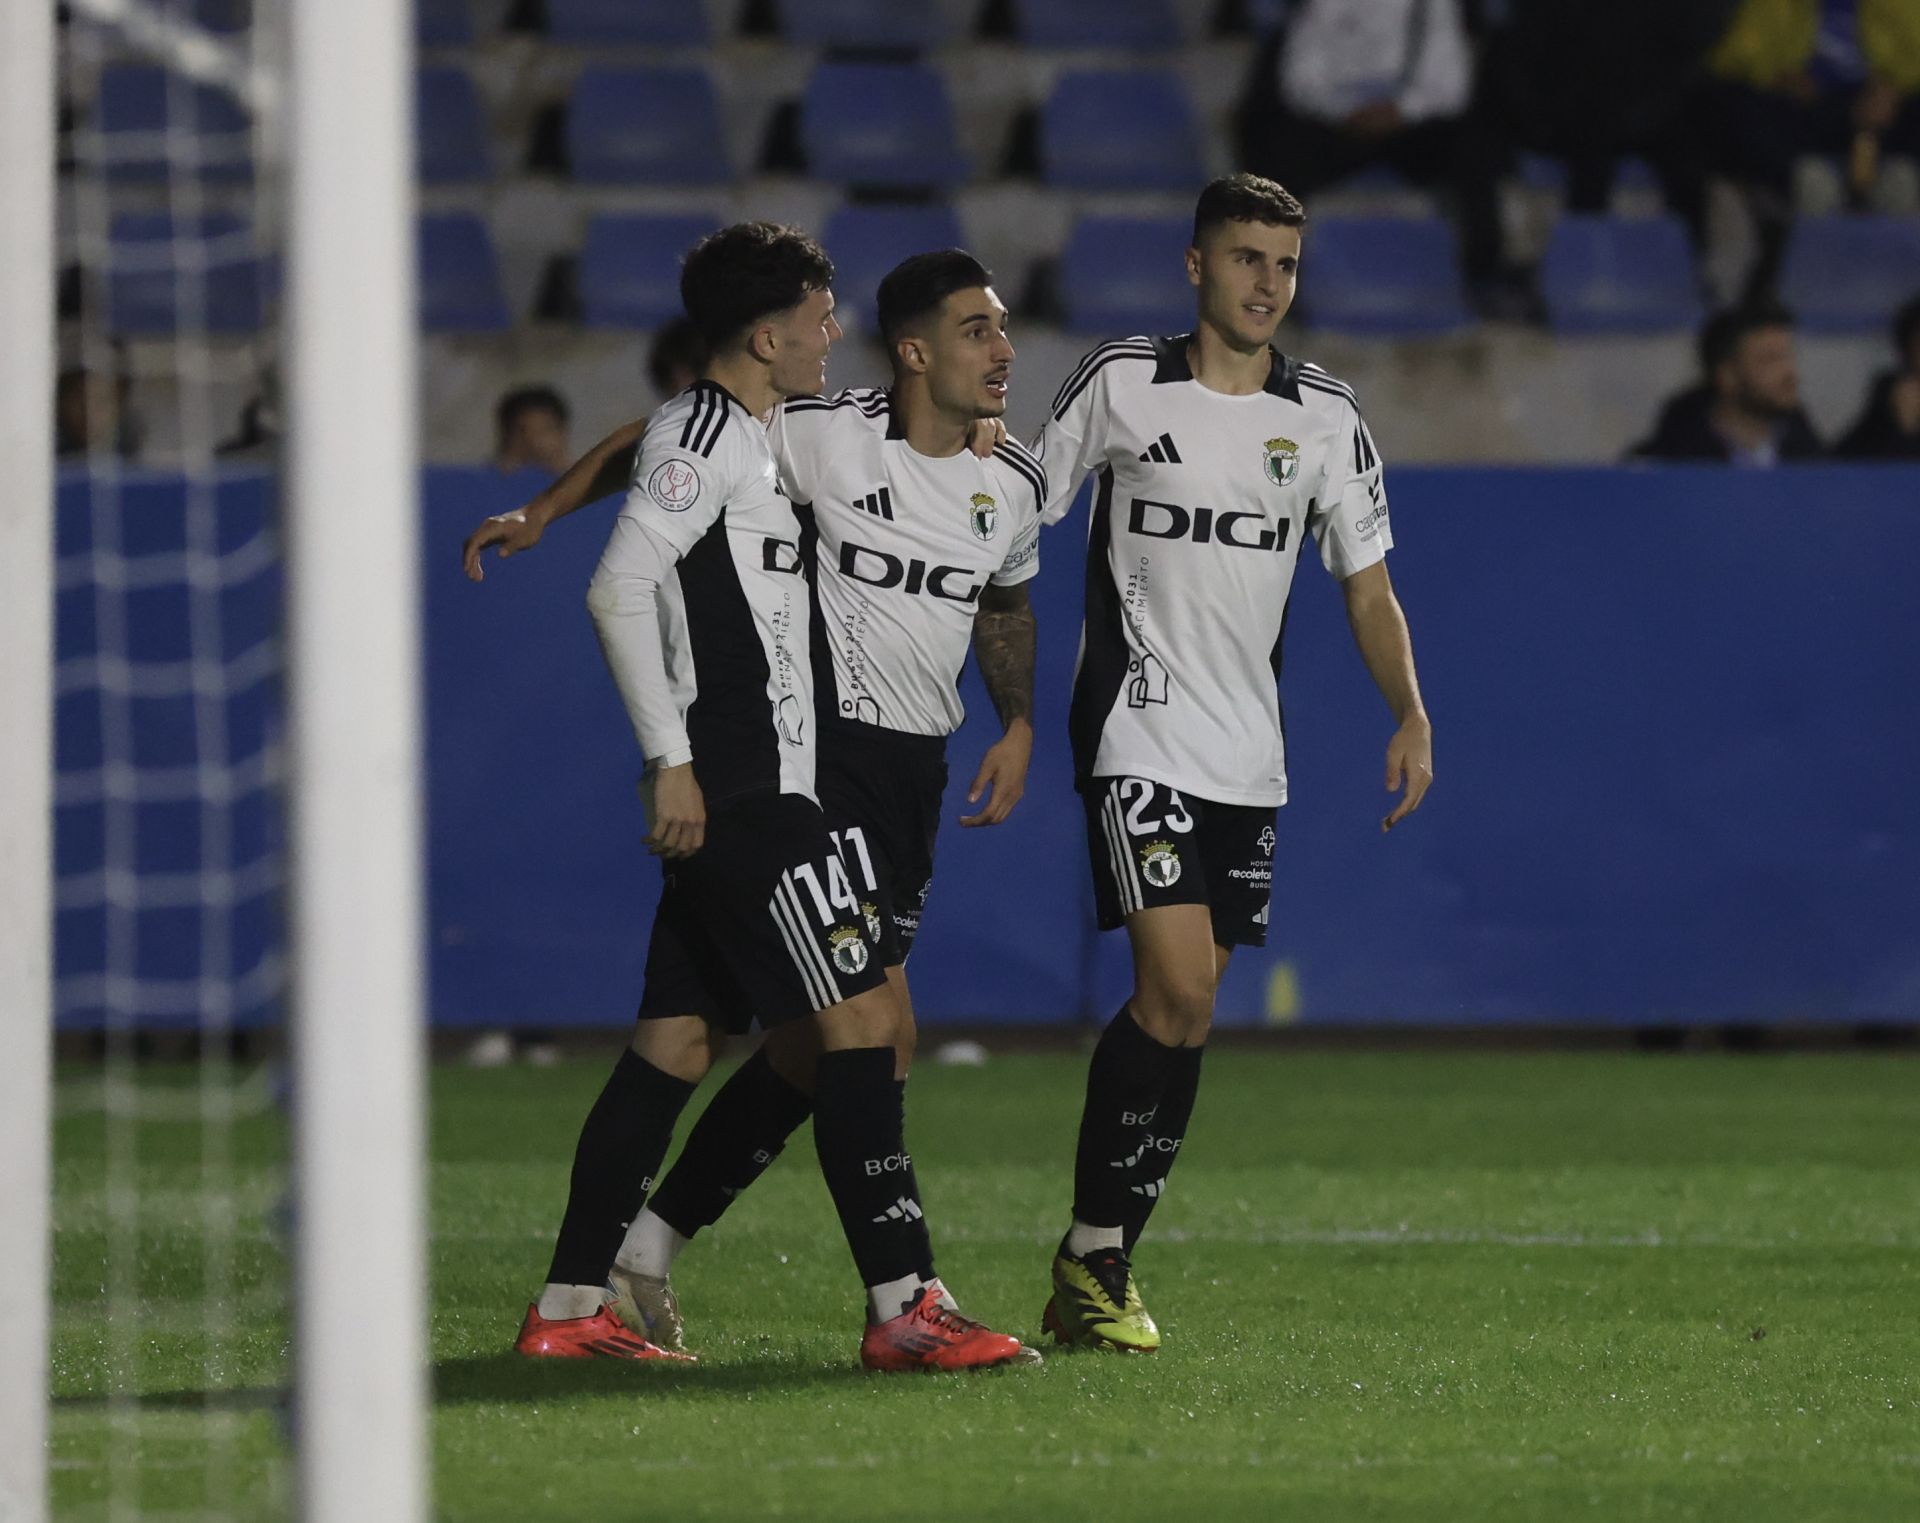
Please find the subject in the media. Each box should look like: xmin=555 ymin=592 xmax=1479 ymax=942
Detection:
xmin=285 ymin=1 xmax=428 ymax=1520
xmin=0 ymin=2 xmax=56 ymax=1520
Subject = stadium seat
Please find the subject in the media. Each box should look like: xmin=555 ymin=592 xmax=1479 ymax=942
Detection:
xmin=1539 ymin=215 xmax=1702 ymax=335
xmin=107 ymin=214 xmax=265 ymax=335
xmin=94 ymin=64 xmax=251 ymax=182
xmin=419 ymin=214 xmax=510 ymax=333
xmin=780 ymin=0 xmax=951 ymax=51
xmin=820 ymin=204 xmax=968 ymax=333
xmin=1780 ymin=216 xmax=1920 ymax=334
xmin=800 ymin=63 xmax=967 ymax=191
xmin=1015 ymin=0 xmax=1180 ymax=49
xmin=416 ymin=66 xmax=489 ymax=185
xmin=546 ymin=0 xmax=711 ymax=47
xmin=1058 ymin=215 xmax=1196 ymax=336
xmin=416 ymin=0 xmax=475 ymax=47
xmin=1298 ymin=216 xmax=1470 ymax=336
xmin=566 ymin=67 xmax=729 ymax=185
xmin=1040 ymin=69 xmax=1204 ymax=192
xmin=578 ymin=213 xmax=717 ymax=328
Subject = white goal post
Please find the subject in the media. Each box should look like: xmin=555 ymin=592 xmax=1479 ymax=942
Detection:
xmin=285 ymin=2 xmax=428 ymax=1522
xmin=0 ymin=2 xmax=57 ymax=1520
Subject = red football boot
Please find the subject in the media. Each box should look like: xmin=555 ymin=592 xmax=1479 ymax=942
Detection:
xmin=859 ymin=1286 xmax=1038 ymax=1372
xmin=513 ymin=1302 xmax=694 ymax=1362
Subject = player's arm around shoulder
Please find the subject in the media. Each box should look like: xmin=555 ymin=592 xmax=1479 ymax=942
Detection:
xmin=461 ymin=416 xmax=649 ymax=581
xmin=1340 ymin=560 xmax=1432 ymax=834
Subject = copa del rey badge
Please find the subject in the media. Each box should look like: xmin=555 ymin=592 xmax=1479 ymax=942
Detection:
xmin=968 ymin=491 xmax=997 ymax=541
xmin=1263 ymin=437 xmax=1299 ymax=487
xmin=647 ymin=458 xmax=701 ymax=512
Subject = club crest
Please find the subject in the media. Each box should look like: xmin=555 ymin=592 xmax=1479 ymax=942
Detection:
xmin=828 ymin=925 xmax=870 ymax=976
xmin=860 ymin=901 xmax=883 ymax=945
xmin=968 ymin=491 xmax=997 ymax=541
xmin=1140 ymin=839 xmax=1182 ymax=889
xmin=1262 ymin=437 xmax=1299 ymax=488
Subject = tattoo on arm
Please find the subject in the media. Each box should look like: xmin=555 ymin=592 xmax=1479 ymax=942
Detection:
xmin=973 ymin=584 xmax=1035 ymax=727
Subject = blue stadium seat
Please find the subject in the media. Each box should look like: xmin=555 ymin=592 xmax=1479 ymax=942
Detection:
xmin=1058 ymin=215 xmax=1196 ymax=336
xmin=566 ymin=67 xmax=729 ymax=185
xmin=579 ymin=213 xmax=717 ymax=328
xmin=1016 ymin=0 xmax=1180 ymax=49
xmin=1781 ymin=216 xmax=1920 ymax=334
xmin=1041 ymin=69 xmax=1203 ymax=191
xmin=419 ymin=214 xmax=510 ymax=333
xmin=1299 ymin=216 xmax=1470 ymax=335
xmin=95 ymin=64 xmax=251 ymax=182
xmin=547 ymin=0 xmax=710 ymax=46
xmin=801 ymin=63 xmax=967 ymax=191
xmin=820 ymin=204 xmax=968 ymax=333
xmin=781 ymin=0 xmax=951 ymax=50
xmin=416 ymin=0 xmax=474 ymax=47
xmin=416 ymin=66 xmax=489 ymax=185
xmin=107 ymin=214 xmax=264 ymax=334
xmin=1539 ymin=215 xmax=1701 ymax=335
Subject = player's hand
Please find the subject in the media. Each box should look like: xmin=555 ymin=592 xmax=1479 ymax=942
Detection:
xmin=965 ymin=417 xmax=1007 ymax=458
xmin=960 ymin=719 xmax=1031 ymax=827
xmin=641 ymin=762 xmax=706 ymax=857
xmin=462 ymin=506 xmax=545 ymax=582
xmin=1382 ymin=713 xmax=1433 ymax=833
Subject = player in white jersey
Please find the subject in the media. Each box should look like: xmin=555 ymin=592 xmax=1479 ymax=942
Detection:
xmin=1031 ymin=175 xmax=1435 ymax=1352
xmin=508 ymin=224 xmax=1029 ymax=1372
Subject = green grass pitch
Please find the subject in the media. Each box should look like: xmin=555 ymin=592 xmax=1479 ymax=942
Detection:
xmin=49 ymin=1048 xmax=1920 ymax=1521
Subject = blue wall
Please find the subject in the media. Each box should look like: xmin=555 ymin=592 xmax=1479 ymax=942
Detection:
xmin=54 ymin=465 xmax=1920 ymax=1029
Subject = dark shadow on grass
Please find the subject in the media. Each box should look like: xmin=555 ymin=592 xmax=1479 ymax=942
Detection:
xmin=432 ymin=1350 xmax=873 ymax=1405
xmin=53 ymin=1386 xmax=285 ymax=1414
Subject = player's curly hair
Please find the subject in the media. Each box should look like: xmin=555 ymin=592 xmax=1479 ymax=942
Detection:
xmin=1192 ymin=173 xmax=1307 ymax=245
xmin=875 ymin=250 xmax=996 ymax=345
xmin=679 ymin=222 xmax=836 ymax=351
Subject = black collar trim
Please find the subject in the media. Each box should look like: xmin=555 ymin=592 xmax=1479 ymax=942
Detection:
xmin=1147 ymin=333 xmax=1303 ymax=403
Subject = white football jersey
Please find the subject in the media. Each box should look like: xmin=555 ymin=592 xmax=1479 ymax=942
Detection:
xmin=1033 ymin=335 xmax=1392 ymax=807
xmin=767 ymin=388 xmax=1043 ymax=738
xmin=596 ymin=380 xmax=816 ymax=804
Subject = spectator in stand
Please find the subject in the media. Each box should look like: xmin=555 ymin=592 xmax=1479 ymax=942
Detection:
xmin=1703 ymin=0 xmax=1920 ymax=299
xmin=1836 ymin=291 xmax=1920 ymax=457
xmin=646 ymin=316 xmax=707 ymax=401
xmin=55 ymin=364 xmax=140 ymax=461
xmin=1478 ymin=0 xmax=1736 ymax=247
xmin=1234 ymin=0 xmax=1528 ymax=316
xmin=1632 ymin=302 xmax=1824 ymax=464
xmin=493 ymin=384 xmax=572 ymax=474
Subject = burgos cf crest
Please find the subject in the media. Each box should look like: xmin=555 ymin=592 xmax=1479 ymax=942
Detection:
xmin=1263 ymin=437 xmax=1299 ymax=487
xmin=968 ymin=491 xmax=997 ymax=541
xmin=1140 ymin=840 xmax=1182 ymax=889
xmin=860 ymin=901 xmax=883 ymax=945
xmin=828 ymin=925 xmax=870 ymax=976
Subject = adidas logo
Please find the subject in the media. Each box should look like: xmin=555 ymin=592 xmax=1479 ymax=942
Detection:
xmin=1130 ymin=1180 xmax=1164 ymax=1199
xmin=871 ymin=1196 xmax=925 ymax=1224
xmin=853 ymin=486 xmax=895 ymax=520
xmin=1137 ymin=432 xmax=1182 ymax=464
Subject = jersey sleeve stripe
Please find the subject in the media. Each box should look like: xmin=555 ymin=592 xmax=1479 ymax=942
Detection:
xmin=992 ymin=443 xmax=1047 ymax=515
xmin=693 ymin=396 xmax=732 ymax=458
xmin=1048 ymin=341 xmax=1156 ymax=419
xmin=676 ymin=388 xmax=712 ymax=450
xmin=1296 ymin=370 xmax=1358 ymax=407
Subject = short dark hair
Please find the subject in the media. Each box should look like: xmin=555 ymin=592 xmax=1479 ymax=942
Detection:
xmin=1892 ymin=291 xmax=1920 ymax=358
xmin=495 ymin=384 xmax=568 ymax=439
xmin=875 ymin=250 xmax=995 ymax=346
xmin=1192 ymin=173 xmax=1307 ymax=245
xmin=647 ymin=316 xmax=708 ymax=397
xmin=1699 ymin=301 xmax=1794 ymax=374
xmin=679 ymin=221 xmax=835 ymax=351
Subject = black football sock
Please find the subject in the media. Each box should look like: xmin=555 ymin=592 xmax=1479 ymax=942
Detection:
xmin=896 ymin=1079 xmax=939 ymax=1284
xmin=813 ymin=1046 xmax=929 ymax=1307
xmin=1120 ymin=1040 xmax=1204 ymax=1253
xmin=1070 ymin=1004 xmax=1182 ymax=1244
xmin=544 ymin=1049 xmax=697 ymax=1290
xmin=645 ymin=1046 xmax=814 ymax=1238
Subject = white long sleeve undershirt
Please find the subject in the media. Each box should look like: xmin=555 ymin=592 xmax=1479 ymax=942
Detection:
xmin=586 ymin=510 xmax=693 ymax=771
